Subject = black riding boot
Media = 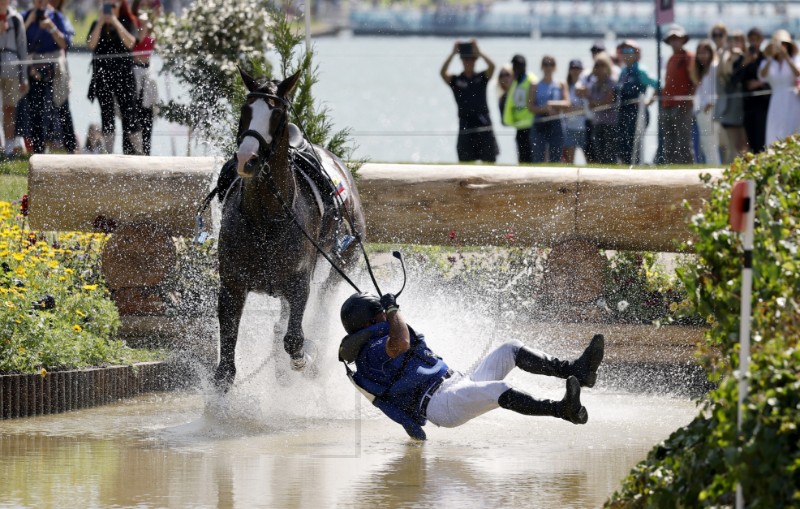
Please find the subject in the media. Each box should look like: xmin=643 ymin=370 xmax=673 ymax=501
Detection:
xmin=498 ymin=376 xmax=588 ymax=424
xmin=515 ymin=334 xmax=604 ymax=387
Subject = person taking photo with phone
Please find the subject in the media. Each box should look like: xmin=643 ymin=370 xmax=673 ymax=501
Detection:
xmin=87 ymin=0 xmax=143 ymax=154
xmin=21 ymin=0 xmax=70 ymax=154
xmin=0 ymin=0 xmax=28 ymax=159
xmin=440 ymin=39 xmax=499 ymax=163
xmin=759 ymin=30 xmax=800 ymax=147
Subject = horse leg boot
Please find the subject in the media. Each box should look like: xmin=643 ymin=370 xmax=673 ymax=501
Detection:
xmin=514 ymin=334 xmax=605 ymax=388
xmin=498 ymin=376 xmax=588 ymax=424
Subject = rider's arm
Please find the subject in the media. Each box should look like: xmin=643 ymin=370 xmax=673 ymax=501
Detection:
xmin=385 ymin=309 xmax=410 ymax=358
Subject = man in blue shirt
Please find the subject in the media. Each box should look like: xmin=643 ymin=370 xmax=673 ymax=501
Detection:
xmin=23 ymin=0 xmax=71 ymax=153
xmin=339 ymin=292 xmax=604 ymax=440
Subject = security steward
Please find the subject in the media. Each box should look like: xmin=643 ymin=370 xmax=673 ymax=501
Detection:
xmin=339 ymin=292 xmax=604 ymax=441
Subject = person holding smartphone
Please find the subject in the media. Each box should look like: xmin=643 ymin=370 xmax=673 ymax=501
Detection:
xmin=21 ymin=0 xmax=70 ymax=154
xmin=0 ymin=0 xmax=28 ymax=159
xmin=87 ymin=0 xmax=143 ymax=154
xmin=759 ymin=30 xmax=800 ymax=147
xmin=440 ymin=39 xmax=499 ymax=163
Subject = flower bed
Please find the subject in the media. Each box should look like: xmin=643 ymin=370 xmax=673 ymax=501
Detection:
xmin=0 ymin=199 xmax=164 ymax=374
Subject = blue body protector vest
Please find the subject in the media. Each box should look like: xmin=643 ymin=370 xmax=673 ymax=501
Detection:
xmin=340 ymin=322 xmax=450 ymax=439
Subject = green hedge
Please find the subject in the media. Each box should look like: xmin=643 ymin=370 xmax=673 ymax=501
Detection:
xmin=606 ymin=136 xmax=800 ymax=507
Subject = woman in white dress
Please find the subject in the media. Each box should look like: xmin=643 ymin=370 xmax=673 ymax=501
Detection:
xmin=691 ymin=39 xmax=721 ymax=165
xmin=759 ymin=30 xmax=800 ymax=146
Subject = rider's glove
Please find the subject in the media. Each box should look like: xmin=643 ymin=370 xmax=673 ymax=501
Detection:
xmin=380 ymin=293 xmax=399 ymax=315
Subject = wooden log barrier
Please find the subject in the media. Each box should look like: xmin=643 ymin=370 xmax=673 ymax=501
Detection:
xmin=357 ymin=164 xmax=724 ymax=252
xmin=28 ymin=155 xmax=216 ymax=236
xmin=27 ymin=157 xmax=722 ymax=312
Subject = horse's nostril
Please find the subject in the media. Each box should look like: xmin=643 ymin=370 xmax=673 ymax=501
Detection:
xmin=245 ymin=158 xmax=259 ymax=173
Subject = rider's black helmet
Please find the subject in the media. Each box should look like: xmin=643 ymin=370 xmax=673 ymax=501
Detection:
xmin=340 ymin=292 xmax=383 ymax=334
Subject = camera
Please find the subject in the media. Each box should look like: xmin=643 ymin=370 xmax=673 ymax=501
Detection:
xmin=748 ymin=45 xmax=758 ymax=55
xmin=458 ymin=42 xmax=476 ymax=58
xmin=103 ymin=3 xmax=114 ymax=15
xmin=35 ymin=9 xmax=46 ymax=21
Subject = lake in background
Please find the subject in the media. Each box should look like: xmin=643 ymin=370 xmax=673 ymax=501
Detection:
xmin=66 ymin=35 xmax=674 ymax=164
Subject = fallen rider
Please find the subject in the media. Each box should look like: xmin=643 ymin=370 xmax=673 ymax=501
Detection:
xmin=338 ymin=292 xmax=605 ymax=440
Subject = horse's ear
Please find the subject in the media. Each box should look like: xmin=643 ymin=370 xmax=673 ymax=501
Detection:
xmin=277 ymin=71 xmax=302 ymax=99
xmin=238 ymin=65 xmax=258 ymax=92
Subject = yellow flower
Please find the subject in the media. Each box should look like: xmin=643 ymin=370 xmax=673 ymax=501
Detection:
xmin=75 ymin=309 xmax=87 ymax=318
xmin=48 ymin=260 xmax=59 ymax=269
xmin=12 ymin=252 xmax=24 ymax=261
xmin=669 ymin=302 xmax=678 ymax=312
xmin=82 ymin=284 xmax=98 ymax=291
xmin=64 ymin=268 xmax=74 ymax=274
xmin=73 ymin=325 xmax=82 ymax=332
xmin=40 ymin=368 xmax=47 ymax=378
xmin=17 ymin=346 xmax=25 ymax=354
xmin=4 ymin=300 xmax=15 ymax=310
xmin=706 ymin=314 xmax=716 ymax=324
xmin=59 ymin=276 xmax=66 ymax=281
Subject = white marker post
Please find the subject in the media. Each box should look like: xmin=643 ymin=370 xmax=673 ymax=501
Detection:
xmin=730 ymin=179 xmax=755 ymax=509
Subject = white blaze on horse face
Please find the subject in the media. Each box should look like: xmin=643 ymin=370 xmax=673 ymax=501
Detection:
xmin=236 ymin=99 xmax=273 ymax=176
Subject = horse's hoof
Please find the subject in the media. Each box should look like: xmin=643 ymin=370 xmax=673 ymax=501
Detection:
xmin=212 ymin=372 xmax=234 ymax=394
xmin=290 ymin=355 xmax=307 ymax=371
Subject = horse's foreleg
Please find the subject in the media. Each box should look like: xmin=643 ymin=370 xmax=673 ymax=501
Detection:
xmin=283 ymin=278 xmax=310 ymax=370
xmin=214 ymin=283 xmax=247 ymax=391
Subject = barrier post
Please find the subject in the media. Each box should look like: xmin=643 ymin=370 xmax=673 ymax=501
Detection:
xmin=730 ymin=179 xmax=755 ymax=509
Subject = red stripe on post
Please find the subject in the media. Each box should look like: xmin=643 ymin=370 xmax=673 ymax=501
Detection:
xmin=730 ymin=181 xmax=749 ymax=233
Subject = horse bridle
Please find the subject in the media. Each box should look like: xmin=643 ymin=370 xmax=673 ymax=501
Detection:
xmin=237 ymin=92 xmax=290 ymax=165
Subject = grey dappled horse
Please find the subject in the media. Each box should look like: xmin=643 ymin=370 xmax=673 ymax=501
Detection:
xmin=213 ymin=68 xmax=366 ymax=390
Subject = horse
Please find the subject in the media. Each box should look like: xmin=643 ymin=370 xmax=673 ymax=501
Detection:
xmin=213 ymin=68 xmax=366 ymax=390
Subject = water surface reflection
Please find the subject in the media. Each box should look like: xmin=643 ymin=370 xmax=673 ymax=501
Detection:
xmin=1 ymin=390 xmax=695 ymax=508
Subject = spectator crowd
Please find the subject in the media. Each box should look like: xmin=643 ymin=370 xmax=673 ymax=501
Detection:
xmin=0 ymin=0 xmax=159 ymax=159
xmin=442 ymin=25 xmax=800 ymax=165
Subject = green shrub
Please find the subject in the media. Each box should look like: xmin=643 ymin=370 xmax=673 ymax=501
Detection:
xmin=606 ymin=136 xmax=800 ymax=507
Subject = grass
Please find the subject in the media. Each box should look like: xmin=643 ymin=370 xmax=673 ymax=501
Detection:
xmin=0 ymin=158 xmax=28 ymax=202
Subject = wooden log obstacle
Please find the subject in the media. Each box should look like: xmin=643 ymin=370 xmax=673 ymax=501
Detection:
xmin=357 ymin=164 xmax=723 ymax=305
xmin=28 ymin=155 xmax=722 ymax=334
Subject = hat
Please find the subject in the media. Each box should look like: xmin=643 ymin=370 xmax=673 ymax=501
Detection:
xmin=511 ymin=54 xmax=526 ymax=66
xmin=590 ymin=40 xmax=606 ymax=52
xmin=663 ymin=25 xmax=689 ymax=44
xmin=772 ymin=29 xmax=798 ymax=56
xmin=568 ymin=59 xmax=584 ymax=70
xmin=619 ymin=39 xmax=640 ymax=50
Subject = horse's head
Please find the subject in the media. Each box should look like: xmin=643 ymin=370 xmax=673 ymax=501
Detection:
xmin=236 ymin=67 xmax=301 ymax=177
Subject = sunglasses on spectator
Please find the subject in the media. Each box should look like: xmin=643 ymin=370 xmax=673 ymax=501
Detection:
xmin=621 ymin=47 xmax=636 ymax=54
xmin=542 ymin=62 xmax=555 ymax=67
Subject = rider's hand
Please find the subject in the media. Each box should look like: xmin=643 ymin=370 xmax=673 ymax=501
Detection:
xmin=380 ymin=293 xmax=398 ymax=314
